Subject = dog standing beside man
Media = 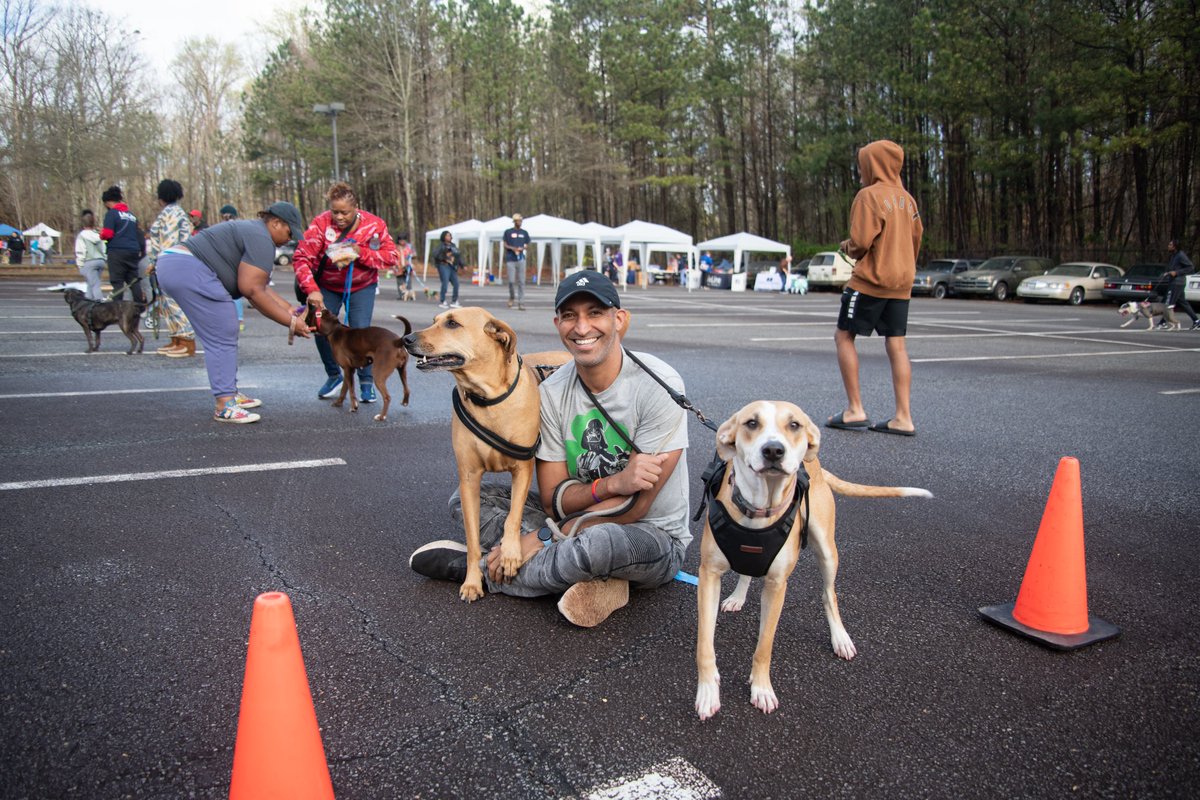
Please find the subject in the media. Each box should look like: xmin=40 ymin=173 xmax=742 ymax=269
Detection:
xmin=409 ymin=270 xmax=690 ymax=628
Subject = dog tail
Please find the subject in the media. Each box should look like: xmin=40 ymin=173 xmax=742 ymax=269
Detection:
xmin=822 ymin=470 xmax=932 ymax=500
xmin=392 ymin=315 xmax=412 ymax=337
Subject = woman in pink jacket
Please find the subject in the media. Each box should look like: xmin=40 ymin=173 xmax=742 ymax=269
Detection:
xmin=293 ymin=182 xmax=398 ymax=402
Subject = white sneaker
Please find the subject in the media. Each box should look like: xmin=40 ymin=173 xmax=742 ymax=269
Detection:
xmin=214 ymin=399 xmax=260 ymax=424
xmin=449 ymin=301 xmax=462 ymax=308
xmin=438 ymin=302 xmax=449 ymax=309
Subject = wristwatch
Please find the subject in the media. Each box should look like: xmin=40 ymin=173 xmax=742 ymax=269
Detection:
xmin=537 ymin=526 xmax=554 ymax=547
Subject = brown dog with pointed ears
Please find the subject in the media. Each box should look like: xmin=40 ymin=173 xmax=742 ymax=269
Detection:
xmin=402 ymin=307 xmax=570 ymax=601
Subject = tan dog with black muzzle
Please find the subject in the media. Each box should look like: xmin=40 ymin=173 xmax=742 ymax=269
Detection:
xmin=402 ymin=307 xmax=570 ymax=601
xmin=695 ymin=401 xmax=931 ymax=720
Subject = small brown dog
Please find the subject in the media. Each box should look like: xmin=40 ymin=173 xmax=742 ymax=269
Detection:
xmin=304 ymin=305 xmax=413 ymax=421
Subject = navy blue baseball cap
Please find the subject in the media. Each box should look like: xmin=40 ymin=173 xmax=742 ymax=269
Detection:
xmin=554 ymin=270 xmax=621 ymax=312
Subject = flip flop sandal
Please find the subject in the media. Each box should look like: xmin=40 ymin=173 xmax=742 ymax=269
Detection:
xmin=825 ymin=412 xmax=871 ymax=431
xmin=869 ymin=419 xmax=916 ymax=437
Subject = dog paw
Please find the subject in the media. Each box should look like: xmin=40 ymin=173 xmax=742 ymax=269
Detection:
xmin=750 ymin=682 xmax=779 ymax=714
xmin=458 ymin=582 xmax=485 ymax=603
xmin=831 ymin=630 xmax=857 ymax=661
xmin=498 ymin=552 xmax=522 ymax=579
xmin=719 ymin=596 xmax=745 ymax=613
xmin=373 ymin=413 xmax=386 ymax=422
xmin=695 ymin=681 xmax=721 ymax=720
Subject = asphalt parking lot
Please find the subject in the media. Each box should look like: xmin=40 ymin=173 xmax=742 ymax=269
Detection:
xmin=1 ymin=277 xmax=1198 ymax=799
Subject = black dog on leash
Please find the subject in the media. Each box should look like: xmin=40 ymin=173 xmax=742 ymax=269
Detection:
xmin=63 ymin=288 xmax=146 ymax=354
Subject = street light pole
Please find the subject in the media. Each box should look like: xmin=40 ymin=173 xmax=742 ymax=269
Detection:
xmin=312 ymin=102 xmax=346 ymax=180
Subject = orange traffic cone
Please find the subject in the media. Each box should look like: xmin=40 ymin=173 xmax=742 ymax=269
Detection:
xmin=979 ymin=457 xmax=1119 ymax=650
xmin=229 ymin=592 xmax=335 ymax=799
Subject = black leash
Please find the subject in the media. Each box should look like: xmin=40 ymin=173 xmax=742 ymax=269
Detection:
xmin=622 ymin=348 xmax=719 ymax=432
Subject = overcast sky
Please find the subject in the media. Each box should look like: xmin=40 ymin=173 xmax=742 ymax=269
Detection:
xmin=103 ymin=0 xmax=308 ymax=81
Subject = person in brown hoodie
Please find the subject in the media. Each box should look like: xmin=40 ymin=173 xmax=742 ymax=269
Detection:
xmin=826 ymin=139 xmax=924 ymax=436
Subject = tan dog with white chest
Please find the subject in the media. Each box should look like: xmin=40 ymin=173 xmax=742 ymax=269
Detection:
xmin=695 ymin=401 xmax=931 ymax=720
xmin=403 ymin=307 xmax=570 ymax=601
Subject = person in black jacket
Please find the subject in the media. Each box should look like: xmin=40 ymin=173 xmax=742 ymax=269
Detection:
xmin=432 ymin=230 xmax=462 ymax=308
xmin=100 ymin=185 xmax=145 ymax=303
xmin=1160 ymin=239 xmax=1198 ymax=330
xmin=5 ymin=232 xmax=24 ymax=264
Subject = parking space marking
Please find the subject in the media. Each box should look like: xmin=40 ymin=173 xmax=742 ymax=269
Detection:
xmin=0 ymin=385 xmax=255 ymax=400
xmin=0 ymin=349 xmax=205 ymax=358
xmin=0 ymin=315 xmax=73 ymax=319
xmin=913 ymin=347 xmax=1200 ymax=363
xmin=1160 ymin=388 xmax=1200 ymax=395
xmin=580 ymin=757 xmax=720 ymax=800
xmin=0 ymin=330 xmax=84 ymax=334
xmin=0 ymin=458 xmax=346 ymax=491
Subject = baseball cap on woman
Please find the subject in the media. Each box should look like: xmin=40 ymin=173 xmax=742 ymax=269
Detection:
xmin=261 ymin=201 xmax=304 ymax=241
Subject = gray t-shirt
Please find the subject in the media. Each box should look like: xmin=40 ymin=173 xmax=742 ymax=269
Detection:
xmin=538 ymin=351 xmax=691 ymax=546
xmin=183 ymin=219 xmax=275 ymax=299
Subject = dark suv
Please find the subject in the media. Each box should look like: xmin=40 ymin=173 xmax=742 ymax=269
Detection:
xmin=912 ymin=258 xmax=983 ymax=299
xmin=952 ymin=256 xmax=1054 ymax=301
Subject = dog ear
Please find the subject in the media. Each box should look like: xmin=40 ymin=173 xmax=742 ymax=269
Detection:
xmin=485 ymin=317 xmax=517 ymax=359
xmin=803 ymin=419 xmax=822 ymax=462
xmin=716 ymin=412 xmax=740 ymax=462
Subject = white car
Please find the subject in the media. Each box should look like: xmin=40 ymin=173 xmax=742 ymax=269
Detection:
xmin=1017 ymin=261 xmax=1123 ymax=305
xmin=806 ymin=251 xmax=856 ymax=290
xmin=1186 ymin=273 xmax=1200 ymax=303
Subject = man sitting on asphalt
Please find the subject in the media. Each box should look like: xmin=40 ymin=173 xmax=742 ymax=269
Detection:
xmin=409 ymin=270 xmax=691 ymax=628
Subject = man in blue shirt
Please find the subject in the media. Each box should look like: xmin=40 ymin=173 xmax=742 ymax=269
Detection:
xmin=503 ymin=213 xmax=531 ymax=310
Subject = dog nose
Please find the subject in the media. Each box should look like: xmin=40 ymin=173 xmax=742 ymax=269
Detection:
xmin=761 ymin=440 xmax=785 ymax=463
xmin=402 ymin=333 xmax=417 ymax=346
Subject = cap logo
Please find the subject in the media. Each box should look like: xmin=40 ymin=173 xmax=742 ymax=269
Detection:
xmin=575 ymin=277 xmax=589 ymax=286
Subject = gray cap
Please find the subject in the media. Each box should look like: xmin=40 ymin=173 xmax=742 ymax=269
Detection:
xmin=554 ymin=269 xmax=621 ymax=311
xmin=262 ymin=201 xmax=304 ymax=241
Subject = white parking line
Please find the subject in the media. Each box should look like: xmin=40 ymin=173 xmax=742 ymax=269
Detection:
xmin=913 ymin=348 xmax=1200 ymax=363
xmin=0 ymin=330 xmax=83 ymax=334
xmin=0 ymin=315 xmax=72 ymax=319
xmin=0 ymin=350 xmax=205 ymax=358
xmin=0 ymin=385 xmax=255 ymax=400
xmin=0 ymin=458 xmax=346 ymax=491
xmin=1160 ymin=388 xmax=1200 ymax=395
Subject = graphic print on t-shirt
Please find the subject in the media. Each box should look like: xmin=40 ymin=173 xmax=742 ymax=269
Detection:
xmin=565 ymin=410 xmax=632 ymax=481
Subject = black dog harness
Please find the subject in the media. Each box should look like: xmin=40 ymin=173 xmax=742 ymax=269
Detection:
xmin=694 ymin=456 xmax=809 ymax=578
xmin=451 ymin=355 xmax=541 ymax=461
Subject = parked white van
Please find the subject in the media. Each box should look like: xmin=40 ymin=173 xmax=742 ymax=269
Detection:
xmin=806 ymin=251 xmax=856 ymax=290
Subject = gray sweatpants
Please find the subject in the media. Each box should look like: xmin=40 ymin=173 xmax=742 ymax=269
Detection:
xmin=79 ymin=258 xmax=105 ymax=301
xmin=450 ymin=482 xmax=686 ymax=598
xmin=506 ymin=258 xmax=525 ymax=303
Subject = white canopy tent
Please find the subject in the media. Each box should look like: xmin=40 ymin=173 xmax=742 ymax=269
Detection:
xmin=23 ymin=223 xmax=61 ymax=239
xmin=694 ymin=232 xmax=791 ymax=292
xmin=612 ymin=220 xmax=696 ymax=291
xmin=519 ymin=214 xmax=594 ymax=286
xmin=422 ymin=218 xmax=483 ymax=281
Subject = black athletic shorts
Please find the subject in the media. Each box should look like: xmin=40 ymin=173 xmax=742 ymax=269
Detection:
xmin=836 ymin=288 xmax=909 ymax=337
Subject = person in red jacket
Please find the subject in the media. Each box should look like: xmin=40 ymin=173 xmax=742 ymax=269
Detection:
xmin=293 ymin=182 xmax=398 ymax=402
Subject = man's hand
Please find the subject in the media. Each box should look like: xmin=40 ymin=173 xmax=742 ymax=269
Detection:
xmin=605 ymin=452 xmax=669 ymax=496
xmin=486 ymin=531 xmax=544 ymax=583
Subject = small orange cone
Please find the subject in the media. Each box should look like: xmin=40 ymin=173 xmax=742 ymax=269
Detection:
xmin=979 ymin=457 xmax=1119 ymax=650
xmin=229 ymin=592 xmax=335 ymax=799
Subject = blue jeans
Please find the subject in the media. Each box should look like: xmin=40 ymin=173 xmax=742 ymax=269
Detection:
xmin=315 ymin=284 xmax=377 ymax=382
xmin=450 ymin=482 xmax=686 ymax=598
xmin=436 ymin=264 xmax=459 ymax=303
